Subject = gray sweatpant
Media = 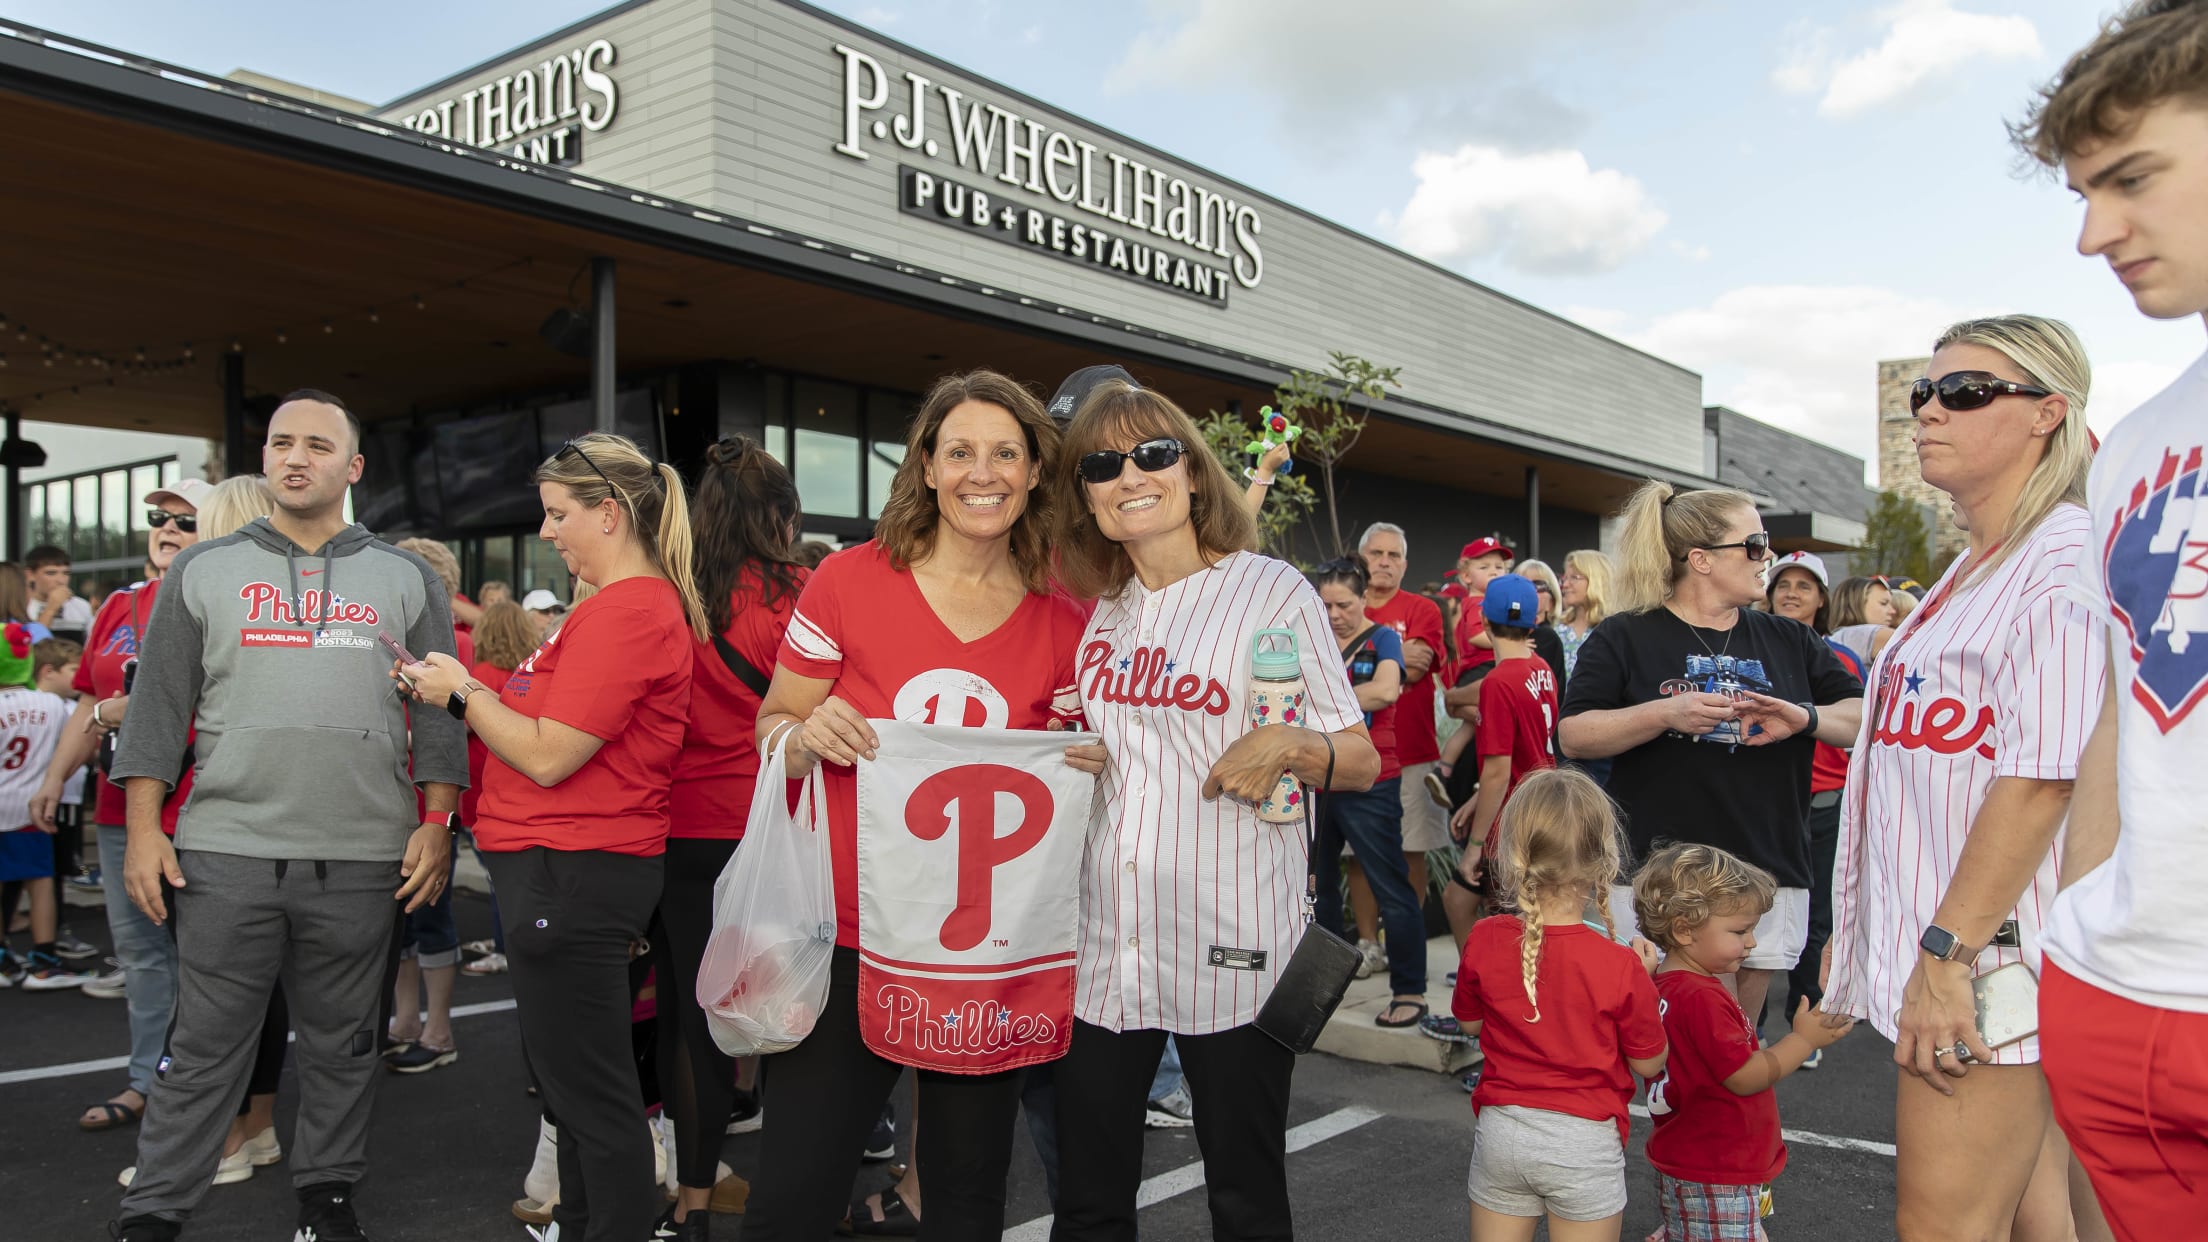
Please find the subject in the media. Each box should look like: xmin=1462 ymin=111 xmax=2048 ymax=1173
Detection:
xmin=120 ymin=849 xmax=400 ymax=1224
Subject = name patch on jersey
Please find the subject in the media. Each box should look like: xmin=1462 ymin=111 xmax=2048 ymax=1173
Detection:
xmin=2106 ymin=444 xmax=2208 ymax=732
xmin=1078 ymin=641 xmax=1231 ymax=716
xmin=1871 ymin=661 xmax=1996 ymax=759
xmin=1208 ymin=945 xmax=1268 ymax=971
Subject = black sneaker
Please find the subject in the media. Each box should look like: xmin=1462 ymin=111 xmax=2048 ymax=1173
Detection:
xmin=862 ymin=1103 xmax=896 ymax=1161
xmin=651 ymin=1205 xmax=710 ymax=1240
xmin=109 ymin=1217 xmax=181 ymax=1242
xmin=294 ymin=1181 xmax=367 ymax=1242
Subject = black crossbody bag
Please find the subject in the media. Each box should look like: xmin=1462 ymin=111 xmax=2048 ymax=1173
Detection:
xmin=712 ymin=633 xmax=772 ymax=697
xmin=1253 ymin=732 xmax=1361 ymax=1053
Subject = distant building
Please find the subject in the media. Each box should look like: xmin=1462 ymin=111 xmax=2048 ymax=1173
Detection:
xmin=1877 ymin=356 xmax=1968 ymax=562
xmin=1703 ymin=406 xmax=1872 ymax=579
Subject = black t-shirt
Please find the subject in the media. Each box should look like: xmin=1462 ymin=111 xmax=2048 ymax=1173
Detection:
xmin=1533 ymin=624 xmax=1567 ymax=688
xmin=1560 ymin=607 xmax=1862 ymax=887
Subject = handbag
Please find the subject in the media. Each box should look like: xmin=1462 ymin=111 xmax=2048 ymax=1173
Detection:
xmin=1253 ymin=734 xmax=1362 ymax=1054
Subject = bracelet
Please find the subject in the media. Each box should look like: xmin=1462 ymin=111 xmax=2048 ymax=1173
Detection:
xmin=1252 ymin=475 xmax=1275 ymax=487
xmin=91 ymin=700 xmax=115 ymax=728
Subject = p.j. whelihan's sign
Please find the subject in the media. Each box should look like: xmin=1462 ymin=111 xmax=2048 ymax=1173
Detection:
xmin=393 ymin=39 xmax=619 ymax=168
xmin=834 ymin=44 xmax=1262 ymax=310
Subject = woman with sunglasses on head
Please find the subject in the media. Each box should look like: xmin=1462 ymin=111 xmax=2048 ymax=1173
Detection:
xmin=1558 ymin=483 xmax=1863 ymax=1031
xmin=1050 ymin=380 xmax=1378 ymax=1242
xmin=1824 ymin=317 xmax=2106 ymax=1242
xmin=29 ymin=480 xmax=210 ymax=1136
xmin=1828 ymin=575 xmax=1898 ymax=664
xmin=401 ymin=432 xmax=706 ymax=1242
xmin=1514 ymin=559 xmax=1570 ymax=689
xmin=743 ymin=371 xmax=1099 ymax=1241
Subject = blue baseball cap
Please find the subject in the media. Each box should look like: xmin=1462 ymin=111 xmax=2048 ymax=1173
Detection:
xmin=1482 ymin=575 xmax=1540 ymax=626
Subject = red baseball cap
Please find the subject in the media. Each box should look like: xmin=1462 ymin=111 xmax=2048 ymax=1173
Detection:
xmin=1458 ymin=537 xmax=1513 ymax=563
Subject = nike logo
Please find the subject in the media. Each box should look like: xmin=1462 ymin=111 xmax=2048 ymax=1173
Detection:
xmin=301 ymin=569 xmax=323 ymax=577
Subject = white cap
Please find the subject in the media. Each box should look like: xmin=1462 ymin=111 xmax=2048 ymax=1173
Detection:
xmin=1771 ymin=550 xmax=1829 ymax=589
xmin=143 ymin=477 xmax=216 ymax=510
xmin=521 ymin=589 xmax=566 ymax=613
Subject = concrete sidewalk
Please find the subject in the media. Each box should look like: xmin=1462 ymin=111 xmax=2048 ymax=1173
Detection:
xmin=1314 ymin=935 xmax=1478 ymax=1076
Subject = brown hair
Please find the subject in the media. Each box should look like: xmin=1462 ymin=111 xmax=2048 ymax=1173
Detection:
xmin=0 ymin=564 xmax=30 ymax=624
xmin=535 ymin=432 xmax=709 ymax=642
xmin=1828 ymin=576 xmax=1887 ymax=631
xmin=1630 ymin=842 xmax=1778 ymax=954
xmin=873 ymin=370 xmax=1061 ymax=596
xmin=32 ymin=636 xmax=81 ymax=675
xmin=395 ymin=537 xmax=461 ymax=598
xmin=1611 ymin=481 xmax=1760 ymax=614
xmin=1054 ymin=381 xmax=1257 ymax=600
xmin=1492 ymin=768 xmax=1627 ymax=1023
xmin=2012 ymin=1 xmax=2208 ymax=166
xmin=471 ymin=600 xmax=537 ymax=672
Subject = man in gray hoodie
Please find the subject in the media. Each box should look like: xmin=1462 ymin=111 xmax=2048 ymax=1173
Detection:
xmin=110 ymin=390 xmax=468 ymax=1242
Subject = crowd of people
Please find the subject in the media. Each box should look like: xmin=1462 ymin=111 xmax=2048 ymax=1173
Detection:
xmin=4 ymin=5 xmax=2206 ymax=1241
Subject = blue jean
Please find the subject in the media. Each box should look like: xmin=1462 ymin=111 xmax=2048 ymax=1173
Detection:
xmin=1149 ymin=1037 xmax=1183 ymax=1102
xmin=400 ymin=882 xmax=459 ymax=969
xmin=98 ymin=822 xmax=179 ymax=1096
xmin=1314 ymin=778 xmax=1427 ymax=996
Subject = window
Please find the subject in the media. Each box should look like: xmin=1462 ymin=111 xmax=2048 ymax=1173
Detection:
xmin=72 ymin=476 xmax=98 ymax=561
xmin=102 ymin=469 xmax=128 ymax=560
xmin=792 ymin=379 xmax=861 ymax=519
xmin=866 ymin=389 xmax=914 ymax=518
xmin=130 ymin=465 xmax=161 ymax=535
xmin=760 ymin=373 xmax=790 ymax=466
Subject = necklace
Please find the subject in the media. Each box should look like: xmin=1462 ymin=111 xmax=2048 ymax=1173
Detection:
xmin=1670 ymin=604 xmax=1738 ymax=660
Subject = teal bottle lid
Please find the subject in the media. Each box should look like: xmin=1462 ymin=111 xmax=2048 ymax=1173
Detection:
xmin=1250 ymin=627 xmax=1300 ymax=680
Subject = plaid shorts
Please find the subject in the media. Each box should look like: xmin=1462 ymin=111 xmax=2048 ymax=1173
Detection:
xmin=1649 ymin=1173 xmax=1766 ymax=1242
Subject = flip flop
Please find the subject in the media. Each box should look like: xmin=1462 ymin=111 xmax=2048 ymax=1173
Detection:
xmin=79 ymin=1093 xmax=144 ymax=1131
xmin=1376 ymin=999 xmax=1429 ymax=1029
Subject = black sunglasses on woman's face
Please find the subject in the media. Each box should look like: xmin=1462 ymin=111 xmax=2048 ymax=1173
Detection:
xmin=1686 ymin=531 xmax=1772 ymax=562
xmin=146 ymin=509 xmax=198 ymax=533
xmin=1909 ymin=371 xmax=2053 ymax=414
xmin=1077 ymin=438 xmax=1185 ymax=485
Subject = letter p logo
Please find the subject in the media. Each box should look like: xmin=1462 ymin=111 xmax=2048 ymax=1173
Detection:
xmin=905 ymin=764 xmax=1053 ymax=952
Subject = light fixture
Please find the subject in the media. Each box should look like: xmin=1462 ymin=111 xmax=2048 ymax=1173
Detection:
xmin=368 ymin=311 xmax=380 ymax=324
xmin=322 ymin=321 xmax=334 ymax=335
xmin=413 ymin=294 xmax=425 ymax=310
xmin=275 ymin=331 xmax=288 ymax=344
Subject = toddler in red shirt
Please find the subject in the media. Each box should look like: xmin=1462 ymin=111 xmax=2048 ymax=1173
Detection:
xmin=1631 ymin=843 xmax=1855 ymax=1240
xmin=1450 ymin=767 xmax=1667 ymax=1240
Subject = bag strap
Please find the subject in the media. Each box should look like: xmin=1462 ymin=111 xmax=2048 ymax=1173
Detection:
xmin=1341 ymin=624 xmax=1381 ymax=669
xmin=1301 ymin=731 xmax=1338 ymax=926
xmin=712 ymin=632 xmax=772 ymax=698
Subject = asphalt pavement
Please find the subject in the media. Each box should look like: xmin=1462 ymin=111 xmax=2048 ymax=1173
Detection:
xmin=2 ymin=890 xmax=1900 ymax=1241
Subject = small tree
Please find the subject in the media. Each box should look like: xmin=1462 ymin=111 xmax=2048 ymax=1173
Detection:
xmin=1195 ymin=410 xmax=1315 ymax=561
xmin=1271 ymin=351 xmax=1402 ymax=557
xmin=1858 ymin=489 xmax=1935 ymax=583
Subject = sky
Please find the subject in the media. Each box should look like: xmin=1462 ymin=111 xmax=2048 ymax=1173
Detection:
xmin=7 ymin=0 xmax=2200 ymax=487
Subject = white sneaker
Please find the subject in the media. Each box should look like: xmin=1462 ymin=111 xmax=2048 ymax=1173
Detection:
xmin=1353 ymin=939 xmax=1386 ymax=980
xmin=1143 ymin=1085 xmax=1195 ymax=1129
xmin=654 ymin=1113 xmax=676 ymax=1195
xmin=463 ymin=951 xmax=508 ymax=976
xmin=118 ymin=1130 xmax=278 ymax=1190
xmin=523 ymin=1118 xmax=560 ymax=1206
xmin=81 ymin=967 xmax=127 ymax=999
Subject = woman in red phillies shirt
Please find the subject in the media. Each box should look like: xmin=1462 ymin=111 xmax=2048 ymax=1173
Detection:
xmin=405 ymin=432 xmax=707 ymax=1242
xmin=653 ymin=435 xmax=808 ymax=1236
xmin=746 ymin=371 xmax=1100 ymax=1241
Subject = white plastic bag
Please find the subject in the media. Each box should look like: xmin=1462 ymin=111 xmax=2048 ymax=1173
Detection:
xmin=697 ymin=729 xmax=836 ymax=1056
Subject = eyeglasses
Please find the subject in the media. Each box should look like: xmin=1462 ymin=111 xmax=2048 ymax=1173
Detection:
xmin=558 ymin=439 xmax=614 ymax=489
xmin=1077 ymin=438 xmax=1186 ymax=484
xmin=146 ymin=509 xmax=198 ymax=533
xmin=1687 ymin=532 xmax=1773 ymax=562
xmin=1909 ymin=371 xmax=2053 ymax=414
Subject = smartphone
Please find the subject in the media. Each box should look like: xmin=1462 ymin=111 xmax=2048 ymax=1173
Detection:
xmin=1971 ymin=962 xmax=2038 ymax=1051
xmin=379 ymin=632 xmax=420 ymax=691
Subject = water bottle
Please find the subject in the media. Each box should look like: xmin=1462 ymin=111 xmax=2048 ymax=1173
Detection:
xmin=1248 ymin=627 xmax=1307 ymax=823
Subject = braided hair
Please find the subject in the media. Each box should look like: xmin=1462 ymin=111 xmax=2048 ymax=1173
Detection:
xmin=1492 ymin=768 xmax=1627 ymax=1022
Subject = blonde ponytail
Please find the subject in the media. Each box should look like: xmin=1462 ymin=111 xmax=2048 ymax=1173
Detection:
xmin=653 ymin=462 xmax=710 ymax=642
xmin=534 ymin=433 xmax=710 ymax=643
xmin=1610 ymin=480 xmax=1759 ymax=614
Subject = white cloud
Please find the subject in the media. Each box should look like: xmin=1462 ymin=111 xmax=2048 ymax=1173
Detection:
xmin=1669 ymin=240 xmax=1713 ymax=262
xmin=1775 ymin=1 xmax=2040 ymax=118
xmin=2089 ymin=359 xmax=2185 ymax=435
xmin=1382 ymin=146 xmax=1668 ymax=277
xmin=856 ymin=5 xmax=901 ymax=27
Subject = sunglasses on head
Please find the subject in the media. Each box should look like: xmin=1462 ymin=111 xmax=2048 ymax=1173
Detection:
xmin=1077 ymin=438 xmax=1185 ymax=484
xmin=1686 ymin=531 xmax=1772 ymax=562
xmin=1909 ymin=371 xmax=2053 ymax=414
xmin=146 ymin=509 xmax=198 ymax=533
xmin=558 ymin=439 xmax=614 ymax=489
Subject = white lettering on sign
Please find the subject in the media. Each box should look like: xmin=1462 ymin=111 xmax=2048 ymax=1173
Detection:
xmin=835 ymin=43 xmax=1264 ymax=296
xmin=397 ymin=38 xmax=618 ymax=168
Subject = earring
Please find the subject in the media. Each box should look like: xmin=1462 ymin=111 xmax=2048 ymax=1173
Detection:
xmin=603 ymin=526 xmax=613 ymax=534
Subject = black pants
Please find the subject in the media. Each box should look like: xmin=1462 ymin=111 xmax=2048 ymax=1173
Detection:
xmin=1788 ymin=793 xmax=1843 ymax=1010
xmin=1051 ymin=1020 xmax=1296 ymax=1242
xmin=483 ymin=846 xmax=664 ymax=1242
xmin=742 ymin=946 xmax=1027 ymax=1241
xmin=650 ymin=835 xmax=740 ymax=1189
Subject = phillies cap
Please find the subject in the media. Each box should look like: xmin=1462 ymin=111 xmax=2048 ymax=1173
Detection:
xmin=1482 ymin=575 xmax=1540 ymax=626
xmin=1047 ymin=364 xmax=1139 ymax=422
xmin=1459 ymin=537 xmax=1513 ymax=563
xmin=143 ymin=477 xmax=216 ymax=510
xmin=1771 ymin=550 xmax=1829 ymax=588
xmin=520 ymin=589 xmax=566 ymax=613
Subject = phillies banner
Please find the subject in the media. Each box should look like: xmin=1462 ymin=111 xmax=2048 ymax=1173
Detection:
xmin=854 ymin=720 xmax=1099 ymax=1074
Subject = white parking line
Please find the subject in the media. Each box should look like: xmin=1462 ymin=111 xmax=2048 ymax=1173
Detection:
xmin=0 ymin=998 xmax=518 ymax=1087
xmin=1627 ymin=1103 xmax=1897 ymax=1158
xmin=1001 ymin=1104 xmax=1384 ymax=1242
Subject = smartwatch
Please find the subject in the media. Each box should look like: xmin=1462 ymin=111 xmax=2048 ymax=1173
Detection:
xmin=446 ymin=683 xmax=482 ymax=721
xmin=1919 ymin=923 xmax=1973 ymax=963
xmin=1796 ymin=701 xmax=1819 ymax=736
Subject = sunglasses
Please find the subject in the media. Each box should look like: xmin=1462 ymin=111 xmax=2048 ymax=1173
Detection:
xmin=1077 ymin=438 xmax=1185 ymax=485
xmin=1687 ymin=531 xmax=1773 ymax=562
xmin=558 ymin=439 xmax=614 ymax=489
xmin=146 ymin=509 xmax=198 ymax=533
xmin=1909 ymin=371 xmax=2053 ymax=414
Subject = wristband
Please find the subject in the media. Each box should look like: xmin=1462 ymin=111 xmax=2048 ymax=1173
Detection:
xmin=1797 ymin=701 xmax=1819 ymax=736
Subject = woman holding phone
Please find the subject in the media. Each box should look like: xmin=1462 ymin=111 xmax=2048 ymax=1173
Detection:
xmin=402 ymin=431 xmax=706 ymax=1242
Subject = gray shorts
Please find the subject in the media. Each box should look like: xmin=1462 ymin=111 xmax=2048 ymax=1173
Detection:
xmin=1398 ymin=761 xmax=1452 ymax=852
xmin=1466 ymin=1104 xmax=1628 ymax=1222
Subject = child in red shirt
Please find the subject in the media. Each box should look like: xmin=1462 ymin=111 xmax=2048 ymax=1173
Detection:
xmin=1632 ymin=842 xmax=1856 ymax=1240
xmin=1450 ymin=767 xmax=1667 ymax=1239
xmin=1436 ymin=539 xmax=1517 ymax=794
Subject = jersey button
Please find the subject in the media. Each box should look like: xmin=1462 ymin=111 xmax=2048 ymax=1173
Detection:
xmin=1125 ymin=861 xmax=1136 ymax=874
xmin=1127 ymin=936 xmax=1139 ymax=948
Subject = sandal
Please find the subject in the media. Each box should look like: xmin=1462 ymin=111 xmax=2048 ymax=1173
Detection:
xmin=838 ymin=1186 xmax=920 ymax=1237
xmin=79 ymin=1090 xmax=144 ymax=1131
xmin=1376 ymin=999 xmax=1429 ymax=1029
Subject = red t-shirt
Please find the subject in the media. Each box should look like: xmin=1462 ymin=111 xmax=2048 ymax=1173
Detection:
xmin=1472 ymin=654 xmax=1558 ymax=851
xmin=1364 ymin=590 xmax=1446 ymax=765
xmin=76 ymin=582 xmax=191 ymax=833
xmin=1808 ymin=641 xmax=1862 ymax=795
xmin=1648 ymin=970 xmax=1787 ymax=1185
xmin=777 ymin=542 xmax=1086 ymax=948
xmin=669 ymin=567 xmax=807 ymax=839
xmin=1455 ymin=598 xmax=1494 ymax=680
xmin=1451 ymin=915 xmax=1667 ymax=1145
xmin=1439 ymin=581 xmax=1468 ymax=604
xmin=459 ymin=663 xmax=514 ymax=827
xmin=473 ymin=577 xmax=695 ymax=856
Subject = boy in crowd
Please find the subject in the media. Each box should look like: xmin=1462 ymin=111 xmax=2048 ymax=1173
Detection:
xmin=1433 ymin=538 xmax=1517 ymax=803
xmin=0 ymin=623 xmax=84 ymax=988
xmin=24 ymin=545 xmax=93 ymax=642
xmin=32 ymin=637 xmax=98 ymax=966
xmin=2017 ymin=0 xmax=2208 ymax=1227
